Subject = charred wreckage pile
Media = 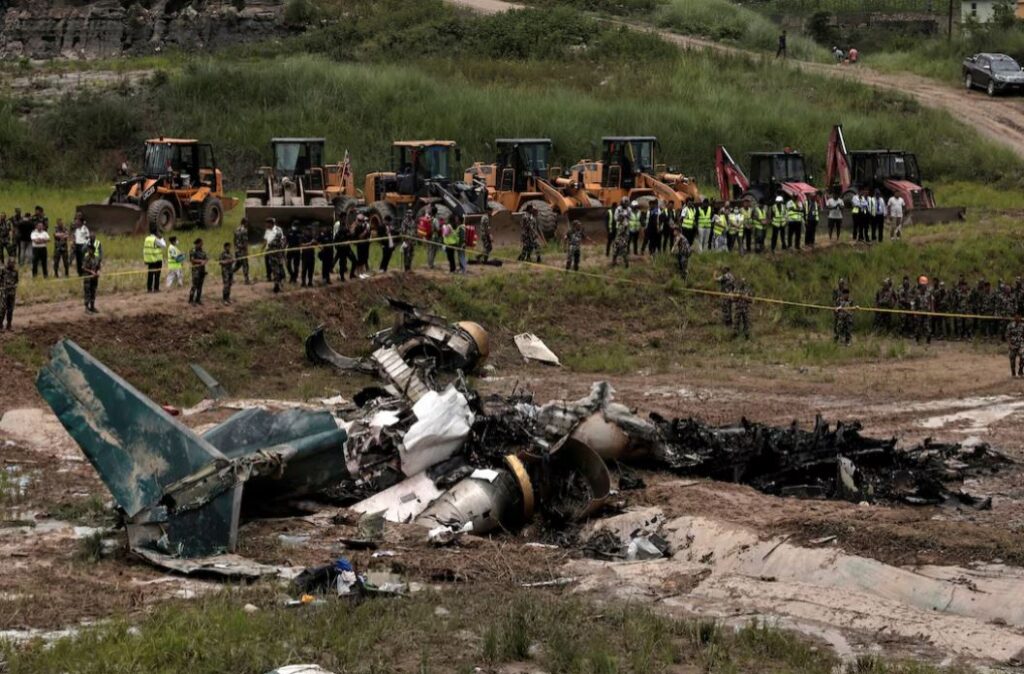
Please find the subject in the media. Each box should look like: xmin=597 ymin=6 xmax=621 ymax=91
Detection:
xmin=36 ymin=299 xmax=1011 ymax=567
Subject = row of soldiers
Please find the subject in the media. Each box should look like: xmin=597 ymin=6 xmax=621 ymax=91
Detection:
xmin=872 ymin=275 xmax=1024 ymax=341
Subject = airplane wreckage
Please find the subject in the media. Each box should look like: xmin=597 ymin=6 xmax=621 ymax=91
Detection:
xmin=36 ymin=299 xmax=1012 ymax=568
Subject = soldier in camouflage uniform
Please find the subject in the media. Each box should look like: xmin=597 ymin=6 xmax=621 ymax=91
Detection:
xmin=82 ymin=246 xmax=99 ymax=313
xmin=611 ymin=215 xmax=630 ymax=268
xmin=233 ymin=218 xmax=251 ymax=284
xmin=716 ymin=267 xmax=735 ymax=327
xmin=930 ymin=278 xmax=947 ymax=340
xmin=0 ymin=213 xmax=10 ymax=265
xmin=518 ymin=204 xmax=543 ymax=263
xmin=996 ymin=283 xmax=1015 ymax=326
xmin=219 ymin=242 xmax=234 ymax=305
xmin=970 ymin=278 xmax=989 ymax=340
xmin=912 ymin=275 xmax=933 ymax=344
xmin=953 ymin=275 xmax=971 ymax=340
xmin=832 ymin=278 xmax=850 ymax=306
xmin=0 ymin=258 xmax=16 ymax=329
xmin=188 ymin=238 xmax=209 ymax=305
xmin=733 ymin=279 xmax=752 ymax=339
xmin=564 ymin=220 xmax=586 ymax=272
xmin=1014 ymin=276 xmax=1024 ymax=316
xmin=834 ymin=289 xmax=853 ymax=345
xmin=897 ymin=276 xmax=913 ymax=336
xmin=401 ymin=209 xmax=417 ymax=272
xmin=267 ymin=223 xmax=287 ymax=293
xmin=874 ymin=277 xmax=895 ymax=333
xmin=671 ymin=229 xmax=691 ymax=281
xmin=1007 ymin=314 xmax=1024 ymax=377
xmin=477 ymin=212 xmax=493 ymax=263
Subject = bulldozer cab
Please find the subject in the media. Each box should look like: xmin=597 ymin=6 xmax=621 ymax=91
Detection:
xmin=601 ymin=136 xmax=656 ymax=189
xmin=749 ymin=152 xmax=809 ymax=188
xmin=142 ymin=139 xmax=217 ymax=188
xmin=391 ymin=141 xmax=458 ymax=196
xmin=850 ymin=151 xmax=921 ymax=186
xmin=494 ymin=139 xmax=552 ymax=192
xmin=270 ymin=138 xmax=327 ymax=191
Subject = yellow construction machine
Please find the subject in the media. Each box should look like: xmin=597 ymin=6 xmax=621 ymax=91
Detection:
xmin=78 ymin=138 xmax=237 ymax=234
xmin=244 ymin=137 xmax=359 ymax=231
xmin=356 ymin=140 xmax=487 ymax=229
xmin=569 ymin=136 xmax=700 ymax=210
xmin=464 ymin=138 xmax=600 ymax=241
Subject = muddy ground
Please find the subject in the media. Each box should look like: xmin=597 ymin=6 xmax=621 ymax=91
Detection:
xmin=2 ymin=279 xmax=1024 ymax=670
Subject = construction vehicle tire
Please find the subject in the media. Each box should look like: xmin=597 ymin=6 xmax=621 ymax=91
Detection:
xmin=201 ymin=197 xmax=224 ymax=228
xmin=147 ymin=199 xmax=176 ymax=232
xmin=367 ymin=200 xmax=396 ymax=231
xmin=334 ymin=196 xmax=358 ymax=224
xmin=524 ymin=200 xmax=557 ymax=240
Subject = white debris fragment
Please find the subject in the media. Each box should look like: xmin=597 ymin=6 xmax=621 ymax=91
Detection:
xmin=514 ymin=333 xmax=561 ymax=366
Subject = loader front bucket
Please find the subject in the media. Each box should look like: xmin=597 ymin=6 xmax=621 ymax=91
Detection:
xmin=906 ymin=207 xmax=966 ymax=226
xmin=487 ymin=209 xmax=524 ymax=246
xmin=76 ymin=203 xmax=146 ymax=235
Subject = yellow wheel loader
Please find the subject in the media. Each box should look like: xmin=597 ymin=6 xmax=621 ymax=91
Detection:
xmin=464 ymin=138 xmax=601 ymax=243
xmin=244 ymin=138 xmax=360 ymax=236
xmin=77 ymin=138 xmax=237 ymax=235
xmin=569 ymin=136 xmax=701 ymax=211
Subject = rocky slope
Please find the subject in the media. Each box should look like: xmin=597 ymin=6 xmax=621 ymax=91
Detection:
xmin=0 ymin=0 xmax=289 ymax=60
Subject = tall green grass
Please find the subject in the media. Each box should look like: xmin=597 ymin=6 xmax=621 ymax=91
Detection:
xmin=653 ymin=0 xmax=828 ymax=60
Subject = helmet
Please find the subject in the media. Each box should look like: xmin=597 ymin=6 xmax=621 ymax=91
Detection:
xmin=918 ymin=275 xmax=928 ymax=285
xmin=775 ymin=196 xmax=783 ymax=203
xmin=631 ymin=201 xmax=639 ymax=208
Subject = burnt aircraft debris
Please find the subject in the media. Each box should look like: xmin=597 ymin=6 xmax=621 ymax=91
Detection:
xmin=306 ymin=298 xmax=490 ymax=396
xmin=36 ymin=310 xmax=1013 ymax=570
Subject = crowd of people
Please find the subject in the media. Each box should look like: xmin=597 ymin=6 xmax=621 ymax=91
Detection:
xmin=4 ymin=198 xmax=1024 ymax=376
xmin=597 ymin=190 xmax=907 ymax=278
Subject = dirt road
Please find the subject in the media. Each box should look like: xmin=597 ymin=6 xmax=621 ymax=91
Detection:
xmin=448 ymin=0 xmax=1024 ymax=160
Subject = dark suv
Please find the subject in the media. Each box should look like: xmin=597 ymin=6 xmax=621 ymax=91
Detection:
xmin=963 ymin=53 xmax=1024 ymax=96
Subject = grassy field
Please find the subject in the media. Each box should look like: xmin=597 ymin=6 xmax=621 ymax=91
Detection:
xmin=0 ymin=587 xmax=964 ymax=674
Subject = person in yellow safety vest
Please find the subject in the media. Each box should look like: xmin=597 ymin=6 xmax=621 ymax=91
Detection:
xmin=785 ymin=196 xmax=804 ymax=251
xmin=712 ymin=207 xmax=729 ymax=251
xmin=680 ymin=198 xmax=697 ymax=247
xmin=442 ymin=217 xmax=460 ymax=273
xmin=166 ymin=235 xmax=185 ymax=289
xmin=750 ymin=200 xmax=766 ymax=253
xmin=142 ymin=230 xmax=166 ymax=293
xmin=740 ymin=202 xmax=754 ymax=254
xmin=770 ymin=195 xmax=787 ymax=253
xmin=696 ymin=198 xmax=713 ymax=252
xmin=627 ymin=202 xmax=642 ymax=255
xmin=727 ymin=206 xmax=743 ymax=253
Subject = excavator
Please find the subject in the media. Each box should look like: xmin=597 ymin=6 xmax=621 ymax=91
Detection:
xmin=568 ymin=136 xmax=701 ymax=211
xmin=244 ymin=138 xmax=359 ymax=233
xmin=464 ymin=138 xmax=601 ymax=242
xmin=824 ymin=124 xmax=965 ymax=224
xmin=78 ymin=137 xmax=237 ymax=234
xmin=715 ymin=145 xmax=820 ymax=206
xmin=358 ymin=140 xmax=487 ymax=231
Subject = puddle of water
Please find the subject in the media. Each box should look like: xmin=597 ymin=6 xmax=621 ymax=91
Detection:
xmin=918 ymin=401 xmax=1024 ymax=432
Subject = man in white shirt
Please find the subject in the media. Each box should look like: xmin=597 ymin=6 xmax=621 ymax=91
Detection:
xmin=30 ymin=221 xmax=50 ymax=278
xmin=886 ymin=194 xmax=905 ymax=240
xmin=73 ymin=214 xmax=91 ymax=276
xmin=263 ymin=218 xmax=283 ymax=282
xmin=825 ymin=191 xmax=844 ymax=240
